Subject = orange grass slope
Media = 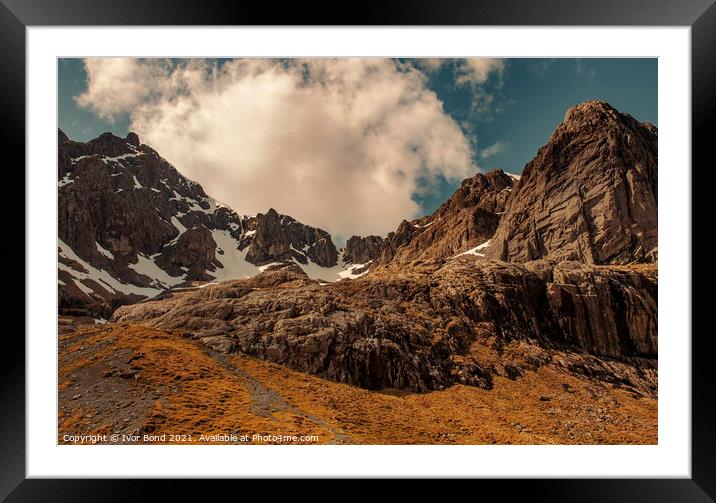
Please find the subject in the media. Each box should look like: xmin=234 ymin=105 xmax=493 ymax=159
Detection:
xmin=58 ymin=323 xmax=657 ymax=445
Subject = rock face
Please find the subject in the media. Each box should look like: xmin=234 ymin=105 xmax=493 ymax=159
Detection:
xmin=245 ymin=208 xmax=338 ymax=267
xmin=343 ymin=169 xmax=515 ymax=270
xmin=343 ymin=235 xmax=385 ymax=264
xmin=154 ymin=227 xmax=220 ymax=281
xmin=485 ymin=101 xmax=658 ymax=264
xmin=382 ymin=169 xmax=514 ymax=263
xmin=58 ymin=130 xmax=341 ymax=318
xmin=113 ymin=257 xmax=657 ymax=395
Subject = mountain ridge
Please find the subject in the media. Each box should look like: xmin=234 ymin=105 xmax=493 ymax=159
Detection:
xmin=58 ymin=99 xmax=658 ymax=323
xmin=58 ymin=129 xmax=364 ymax=318
xmin=59 ymin=100 xmax=660 ymax=445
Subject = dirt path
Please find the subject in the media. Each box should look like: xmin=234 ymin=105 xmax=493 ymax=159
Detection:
xmin=211 ymin=351 xmax=353 ymax=444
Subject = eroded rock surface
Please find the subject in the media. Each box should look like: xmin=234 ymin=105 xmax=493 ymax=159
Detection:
xmin=343 ymin=236 xmax=385 ymax=264
xmin=485 ymin=101 xmax=658 ymax=264
xmin=113 ymin=258 xmax=657 ymax=395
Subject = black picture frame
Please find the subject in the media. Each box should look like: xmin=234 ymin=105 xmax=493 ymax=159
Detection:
xmin=3 ymin=0 xmax=713 ymax=500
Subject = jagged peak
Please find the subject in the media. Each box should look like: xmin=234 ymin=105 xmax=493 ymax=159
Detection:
xmin=561 ymin=100 xmax=637 ymax=131
xmin=563 ymin=100 xmax=619 ymax=122
xmin=559 ymin=100 xmax=658 ymax=139
xmin=486 ymin=101 xmax=658 ymax=265
xmin=126 ymin=132 xmax=140 ymax=147
xmin=458 ymin=169 xmax=514 ymax=194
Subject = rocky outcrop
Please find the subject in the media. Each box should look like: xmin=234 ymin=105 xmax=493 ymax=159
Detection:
xmin=349 ymin=169 xmax=514 ymax=269
xmin=378 ymin=220 xmax=419 ymax=264
xmin=543 ymin=262 xmax=657 ymax=358
xmin=113 ymin=257 xmax=657 ymax=395
xmin=390 ymin=169 xmax=514 ymax=262
xmin=245 ymin=208 xmax=338 ymax=267
xmin=485 ymin=101 xmax=658 ymax=265
xmin=155 ymin=227 xmax=220 ymax=281
xmin=343 ymin=235 xmax=385 ymax=264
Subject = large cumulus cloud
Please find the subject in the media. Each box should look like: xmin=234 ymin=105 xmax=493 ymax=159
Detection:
xmin=76 ymin=58 xmax=498 ymax=239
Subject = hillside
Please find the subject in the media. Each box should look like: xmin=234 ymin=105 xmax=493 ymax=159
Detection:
xmin=59 ymin=323 xmax=656 ymax=445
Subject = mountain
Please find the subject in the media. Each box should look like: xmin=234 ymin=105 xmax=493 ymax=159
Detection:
xmin=108 ymin=100 xmax=659 ymax=396
xmin=380 ymin=169 xmax=515 ymax=264
xmin=484 ymin=100 xmax=658 ymax=264
xmin=58 ymin=130 xmax=359 ymax=318
xmin=336 ymin=169 xmax=515 ymax=277
xmin=339 ymin=100 xmax=658 ymax=277
xmin=61 ymin=100 xmax=657 ymax=322
xmin=59 ymin=100 xmax=659 ymax=444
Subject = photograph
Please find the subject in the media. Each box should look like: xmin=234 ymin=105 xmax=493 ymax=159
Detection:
xmin=57 ymin=57 xmax=658 ymax=446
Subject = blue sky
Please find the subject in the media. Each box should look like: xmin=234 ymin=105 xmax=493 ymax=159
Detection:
xmin=59 ymin=58 xmax=657 ymax=224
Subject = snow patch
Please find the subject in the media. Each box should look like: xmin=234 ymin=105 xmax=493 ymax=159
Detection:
xmin=197 ymin=281 xmax=219 ymax=289
xmin=132 ymin=175 xmax=143 ymax=189
xmin=169 ymin=190 xmax=205 ymax=212
xmin=338 ymin=261 xmax=371 ymax=279
xmin=71 ymin=155 xmax=93 ymax=164
xmin=95 ymin=242 xmax=114 ymax=259
xmin=103 ymin=153 xmax=141 ymax=163
xmin=454 ymin=239 xmax=491 ymax=257
xmin=129 ymin=253 xmax=186 ymax=289
xmin=171 ymin=216 xmax=187 ymax=234
xmin=209 ymin=229 xmax=263 ymax=280
xmin=58 ymin=239 xmax=161 ymax=298
xmin=257 ymin=262 xmax=283 ymax=272
xmin=164 ymin=216 xmax=188 ymax=247
xmin=58 ymin=174 xmax=74 ymax=187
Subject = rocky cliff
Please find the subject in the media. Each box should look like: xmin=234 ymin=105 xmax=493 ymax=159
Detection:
xmin=484 ymin=100 xmax=658 ymax=264
xmin=341 ymin=169 xmax=515 ymax=271
xmin=381 ymin=169 xmax=514 ymax=263
xmin=343 ymin=235 xmax=385 ymax=265
xmin=244 ymin=208 xmax=338 ymax=267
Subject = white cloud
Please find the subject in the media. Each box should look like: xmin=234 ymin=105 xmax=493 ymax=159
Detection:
xmin=455 ymin=58 xmax=505 ymax=86
xmin=414 ymin=58 xmax=504 ymax=86
xmin=75 ymin=59 xmax=172 ymax=121
xmin=414 ymin=58 xmax=447 ymax=71
xmin=479 ymin=141 xmax=507 ymax=159
xmin=75 ymin=58 xmax=481 ymax=238
xmin=415 ymin=58 xmax=505 ymax=118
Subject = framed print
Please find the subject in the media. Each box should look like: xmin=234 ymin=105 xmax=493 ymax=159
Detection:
xmin=3 ymin=0 xmax=714 ymax=499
